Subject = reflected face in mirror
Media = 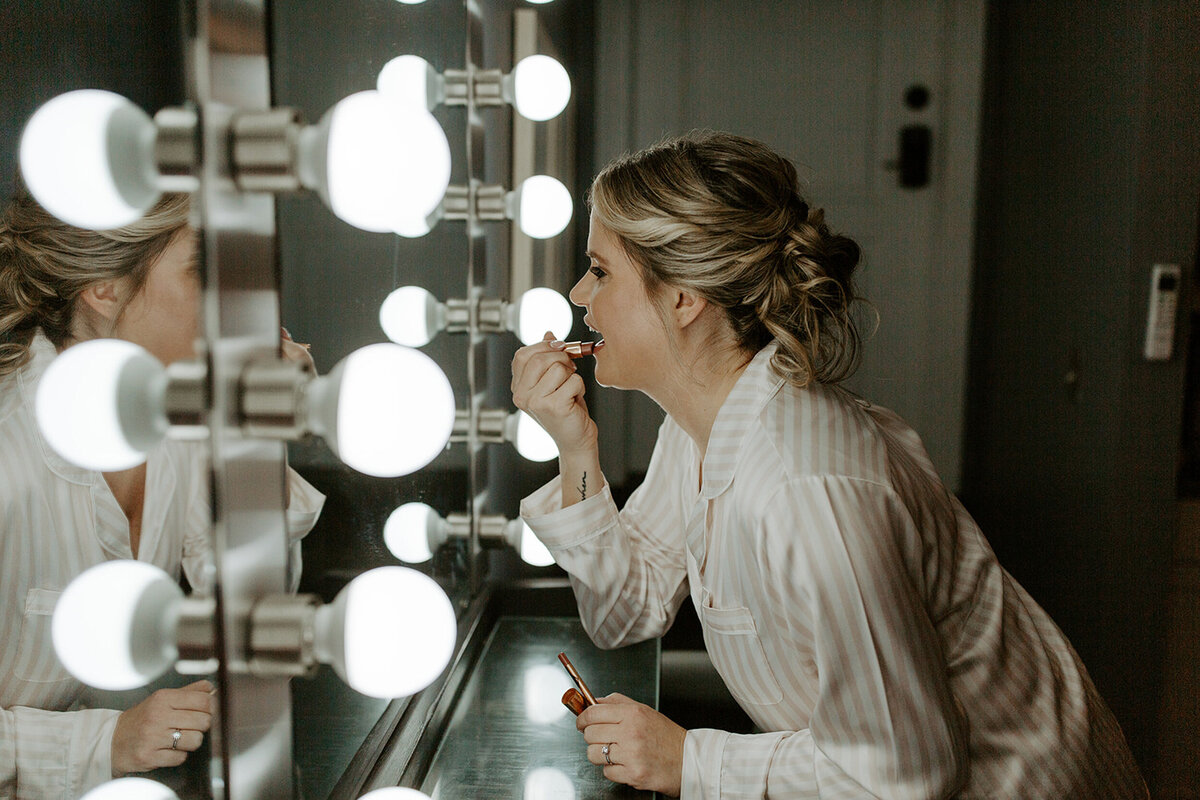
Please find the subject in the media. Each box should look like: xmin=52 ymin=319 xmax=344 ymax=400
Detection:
xmin=0 ymin=187 xmax=213 ymax=797
xmin=110 ymin=228 xmax=201 ymax=366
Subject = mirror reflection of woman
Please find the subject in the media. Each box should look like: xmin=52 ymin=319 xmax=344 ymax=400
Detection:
xmin=511 ymin=132 xmax=1147 ymax=798
xmin=0 ymin=184 xmax=324 ymax=798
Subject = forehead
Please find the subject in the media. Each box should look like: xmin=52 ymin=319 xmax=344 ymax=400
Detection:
xmin=586 ymin=212 xmax=625 ymax=259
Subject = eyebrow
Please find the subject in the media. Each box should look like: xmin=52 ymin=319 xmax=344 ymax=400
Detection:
xmin=585 ymin=250 xmax=604 ymax=262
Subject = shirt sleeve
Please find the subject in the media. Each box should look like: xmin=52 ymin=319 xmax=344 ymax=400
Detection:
xmin=283 ymin=466 xmax=324 ymax=592
xmin=0 ymin=705 xmax=121 ymax=799
xmin=520 ymin=430 xmax=691 ymax=648
xmin=180 ymin=463 xmax=324 ymax=594
xmin=681 ymin=475 xmax=969 ymax=799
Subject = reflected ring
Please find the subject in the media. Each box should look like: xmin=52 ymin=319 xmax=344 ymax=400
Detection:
xmin=171 ymin=729 xmax=182 ymax=750
xmin=602 ymin=743 xmax=613 ymax=766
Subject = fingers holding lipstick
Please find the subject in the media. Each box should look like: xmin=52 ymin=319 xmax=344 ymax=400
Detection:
xmin=511 ymin=337 xmax=598 ymax=456
xmin=577 ymin=694 xmax=686 ymax=796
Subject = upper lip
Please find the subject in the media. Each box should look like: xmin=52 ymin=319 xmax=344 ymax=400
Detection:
xmin=583 ymin=315 xmax=600 ymax=334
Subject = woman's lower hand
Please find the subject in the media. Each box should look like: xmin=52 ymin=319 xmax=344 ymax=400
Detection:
xmin=577 ymin=693 xmax=686 ymax=797
xmin=511 ymin=332 xmax=598 ymax=456
xmin=111 ymin=679 xmax=214 ymax=776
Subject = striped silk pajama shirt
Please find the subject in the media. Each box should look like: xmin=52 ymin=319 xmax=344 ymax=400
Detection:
xmin=522 ymin=342 xmax=1146 ymax=799
xmin=0 ymin=333 xmax=325 ymax=799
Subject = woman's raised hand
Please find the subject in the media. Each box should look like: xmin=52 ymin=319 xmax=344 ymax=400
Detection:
xmin=110 ymin=679 xmax=214 ymax=776
xmin=511 ymin=332 xmax=599 ymax=458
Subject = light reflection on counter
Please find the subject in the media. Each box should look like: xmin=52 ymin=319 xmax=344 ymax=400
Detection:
xmin=524 ymin=663 xmax=574 ymax=724
xmin=524 ymin=766 xmax=577 ymax=800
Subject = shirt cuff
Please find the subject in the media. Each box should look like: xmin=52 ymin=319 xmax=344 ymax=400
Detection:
xmin=681 ymin=728 xmax=729 ymax=800
xmin=70 ymin=708 xmax=120 ymax=791
xmin=520 ymin=476 xmax=620 ymax=549
xmin=284 ymin=467 xmax=325 ymax=541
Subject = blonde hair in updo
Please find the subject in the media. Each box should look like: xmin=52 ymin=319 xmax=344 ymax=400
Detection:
xmin=0 ymin=180 xmax=191 ymax=379
xmin=589 ymin=130 xmax=865 ymax=387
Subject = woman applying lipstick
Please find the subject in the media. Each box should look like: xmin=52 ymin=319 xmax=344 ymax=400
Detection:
xmin=510 ymin=131 xmax=1146 ymax=799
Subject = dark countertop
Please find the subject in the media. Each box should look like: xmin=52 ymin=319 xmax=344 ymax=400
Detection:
xmin=293 ymin=581 xmax=659 ymax=800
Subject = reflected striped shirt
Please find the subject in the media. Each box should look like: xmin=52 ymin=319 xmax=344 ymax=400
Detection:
xmin=0 ymin=334 xmax=324 ymax=799
xmin=522 ymin=342 xmax=1147 ymax=799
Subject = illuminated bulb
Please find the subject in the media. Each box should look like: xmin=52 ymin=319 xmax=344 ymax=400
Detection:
xmin=513 ymin=411 xmax=558 ymax=462
xmin=80 ymin=778 xmax=180 ymax=800
xmin=510 ymin=175 xmax=572 ymax=239
xmin=307 ymin=343 xmax=455 ymax=477
xmin=379 ymin=285 xmax=445 ymax=347
xmin=395 ymin=0 xmax=428 ymax=4
xmin=35 ymin=339 xmax=167 ymax=471
xmin=512 ymin=287 xmax=572 ymax=345
xmin=384 ymin=502 xmax=555 ymax=567
xmin=377 ymin=54 xmax=442 ymax=112
xmin=20 ymin=90 xmax=160 ymax=229
xmin=299 ymin=90 xmax=450 ymax=235
xmin=314 ymin=566 xmax=456 ymax=698
xmin=519 ymin=523 xmax=555 ymax=568
xmin=359 ymin=789 xmax=433 ymax=800
xmin=509 ymin=55 xmax=571 ymax=122
xmin=384 ymin=502 xmax=446 ymax=563
xmin=52 ymin=561 xmax=182 ymax=691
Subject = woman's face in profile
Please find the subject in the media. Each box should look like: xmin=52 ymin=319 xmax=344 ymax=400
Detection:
xmin=114 ymin=228 xmax=201 ymax=365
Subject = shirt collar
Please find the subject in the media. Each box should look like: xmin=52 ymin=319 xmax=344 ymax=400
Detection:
xmin=699 ymin=341 xmax=784 ymax=498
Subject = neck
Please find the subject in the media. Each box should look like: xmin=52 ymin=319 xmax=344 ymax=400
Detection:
xmin=648 ymin=342 xmax=752 ymax=459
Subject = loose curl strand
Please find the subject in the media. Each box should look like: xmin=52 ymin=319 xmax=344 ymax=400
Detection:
xmin=589 ymin=130 xmax=867 ymax=387
xmin=0 ymin=179 xmax=190 ymax=379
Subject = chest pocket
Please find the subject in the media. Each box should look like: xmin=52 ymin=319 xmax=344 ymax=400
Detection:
xmin=14 ymin=588 xmax=73 ymax=685
xmin=697 ymin=587 xmax=784 ymax=707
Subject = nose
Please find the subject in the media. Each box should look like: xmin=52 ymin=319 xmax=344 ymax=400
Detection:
xmin=568 ymin=273 xmax=588 ymax=308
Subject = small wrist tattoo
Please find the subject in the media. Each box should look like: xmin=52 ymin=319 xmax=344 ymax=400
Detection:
xmin=579 ymin=472 xmax=587 ymax=502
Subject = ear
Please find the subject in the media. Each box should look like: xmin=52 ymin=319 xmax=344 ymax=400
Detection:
xmin=672 ymin=289 xmax=709 ymax=329
xmin=78 ymin=280 xmax=124 ymax=325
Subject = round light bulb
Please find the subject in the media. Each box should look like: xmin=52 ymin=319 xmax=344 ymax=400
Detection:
xmin=511 ymin=55 xmax=571 ymax=122
xmin=359 ymin=789 xmax=433 ymax=800
xmin=514 ymin=410 xmax=558 ymax=462
xmin=384 ymin=502 xmax=442 ymax=563
xmin=80 ymin=778 xmax=180 ymax=800
xmin=307 ymin=343 xmax=455 ymax=478
xmin=380 ymin=285 xmax=442 ymax=347
xmin=20 ymin=90 xmax=160 ymax=230
xmin=378 ymin=54 xmax=438 ymax=111
xmin=519 ymin=523 xmax=556 ymax=567
xmin=35 ymin=339 xmax=168 ymax=471
xmin=314 ymin=566 xmax=456 ymax=698
xmin=513 ymin=175 xmax=572 ymax=239
xmin=514 ymin=287 xmax=572 ymax=345
xmin=300 ymin=90 xmax=450 ymax=235
xmin=52 ymin=561 xmax=182 ymax=691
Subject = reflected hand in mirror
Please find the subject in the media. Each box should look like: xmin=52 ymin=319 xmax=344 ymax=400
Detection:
xmin=111 ymin=680 xmax=214 ymax=775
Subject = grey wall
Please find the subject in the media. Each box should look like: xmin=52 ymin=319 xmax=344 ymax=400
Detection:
xmin=962 ymin=0 xmax=1200 ymax=775
xmin=0 ymin=1 xmax=184 ymax=201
